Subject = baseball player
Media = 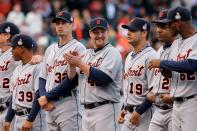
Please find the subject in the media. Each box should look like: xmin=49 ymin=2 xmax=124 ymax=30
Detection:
xmin=39 ymin=17 xmax=122 ymax=131
xmin=0 ymin=22 xmax=20 ymax=131
xmin=2 ymin=34 xmax=44 ymax=131
xmin=38 ymin=10 xmax=86 ymax=131
xmin=117 ymin=17 xmax=158 ymax=131
xmin=149 ymin=6 xmax=197 ymax=131
xmin=145 ymin=9 xmax=176 ymax=131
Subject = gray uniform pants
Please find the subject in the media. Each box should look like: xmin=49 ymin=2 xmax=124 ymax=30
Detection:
xmin=121 ymin=108 xmax=152 ymax=131
xmin=172 ymin=97 xmax=197 ymax=131
xmin=148 ymin=107 xmax=172 ymax=131
xmin=82 ymin=103 xmax=121 ymax=131
xmin=46 ymin=95 xmax=82 ymax=131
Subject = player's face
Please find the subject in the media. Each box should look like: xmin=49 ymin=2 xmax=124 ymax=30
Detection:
xmin=127 ymin=30 xmax=142 ymax=46
xmin=156 ymin=24 xmax=174 ymax=42
xmin=12 ymin=46 xmax=23 ymax=61
xmin=89 ymin=27 xmax=109 ymax=49
xmin=0 ymin=33 xmax=11 ymax=45
xmin=55 ymin=20 xmax=72 ymax=36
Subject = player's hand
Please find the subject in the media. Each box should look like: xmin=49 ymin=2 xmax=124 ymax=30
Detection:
xmin=43 ymin=102 xmax=55 ymax=111
xmin=160 ymin=94 xmax=173 ymax=104
xmin=29 ymin=55 xmax=43 ymax=65
xmin=117 ymin=111 xmax=126 ymax=124
xmin=148 ymin=59 xmax=161 ymax=69
xmin=130 ymin=111 xmax=140 ymax=126
xmin=38 ymin=96 xmax=48 ymax=108
xmin=3 ymin=122 xmax=10 ymax=131
xmin=146 ymin=91 xmax=156 ymax=103
xmin=64 ymin=52 xmax=83 ymax=67
xmin=22 ymin=120 xmax=32 ymax=131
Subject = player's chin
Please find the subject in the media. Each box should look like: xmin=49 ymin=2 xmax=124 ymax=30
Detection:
xmin=95 ymin=39 xmax=105 ymax=47
xmin=13 ymin=56 xmax=20 ymax=61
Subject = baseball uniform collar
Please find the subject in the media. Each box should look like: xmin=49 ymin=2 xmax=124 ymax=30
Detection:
xmin=131 ymin=43 xmax=150 ymax=58
xmin=94 ymin=42 xmax=110 ymax=52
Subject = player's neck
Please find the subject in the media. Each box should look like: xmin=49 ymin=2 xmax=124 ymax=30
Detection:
xmin=59 ymin=34 xmax=73 ymax=46
xmin=133 ymin=40 xmax=147 ymax=53
xmin=21 ymin=52 xmax=33 ymax=65
xmin=181 ymin=25 xmax=196 ymax=39
xmin=0 ymin=46 xmax=11 ymax=53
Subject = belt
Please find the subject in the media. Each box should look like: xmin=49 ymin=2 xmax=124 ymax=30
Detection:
xmin=155 ymin=104 xmax=172 ymax=110
xmin=84 ymin=100 xmax=113 ymax=109
xmin=14 ymin=108 xmax=31 ymax=116
xmin=174 ymin=95 xmax=196 ymax=102
xmin=57 ymin=91 xmax=72 ymax=101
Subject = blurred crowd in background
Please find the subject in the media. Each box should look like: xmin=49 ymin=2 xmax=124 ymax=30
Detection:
xmin=0 ymin=0 xmax=197 ymax=61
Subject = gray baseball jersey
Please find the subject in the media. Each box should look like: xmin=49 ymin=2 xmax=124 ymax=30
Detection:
xmin=79 ymin=44 xmax=122 ymax=103
xmin=148 ymin=45 xmax=173 ymax=131
xmin=152 ymin=46 xmax=172 ymax=94
xmin=169 ymin=33 xmax=197 ymax=97
xmin=79 ymin=43 xmax=122 ymax=131
xmin=123 ymin=46 xmax=158 ymax=105
xmin=169 ymin=33 xmax=197 ymax=131
xmin=40 ymin=39 xmax=86 ymax=92
xmin=0 ymin=48 xmax=17 ymax=99
xmin=11 ymin=63 xmax=40 ymax=110
xmin=40 ymin=39 xmax=86 ymax=131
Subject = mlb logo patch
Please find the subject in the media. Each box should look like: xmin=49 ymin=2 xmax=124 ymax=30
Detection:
xmin=57 ymin=11 xmax=64 ymax=17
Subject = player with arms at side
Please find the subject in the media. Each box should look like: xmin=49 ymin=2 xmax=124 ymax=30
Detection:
xmin=117 ymin=18 xmax=157 ymax=131
xmin=3 ymin=34 xmax=44 ymax=131
xmin=38 ymin=10 xmax=86 ymax=131
xmin=149 ymin=7 xmax=197 ymax=131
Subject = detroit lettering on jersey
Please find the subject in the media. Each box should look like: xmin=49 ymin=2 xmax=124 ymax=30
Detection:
xmin=88 ymin=57 xmax=103 ymax=67
xmin=123 ymin=65 xmax=144 ymax=79
xmin=177 ymin=48 xmax=192 ymax=61
xmin=46 ymin=59 xmax=67 ymax=73
xmin=16 ymin=74 xmax=32 ymax=86
xmin=0 ymin=60 xmax=11 ymax=71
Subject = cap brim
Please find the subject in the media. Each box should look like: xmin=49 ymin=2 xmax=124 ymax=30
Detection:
xmin=152 ymin=19 xmax=173 ymax=24
xmin=122 ymin=25 xmax=139 ymax=31
xmin=90 ymin=26 xmax=108 ymax=31
xmin=52 ymin=17 xmax=70 ymax=23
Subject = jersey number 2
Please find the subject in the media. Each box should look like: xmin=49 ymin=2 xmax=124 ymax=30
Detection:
xmin=162 ymin=78 xmax=170 ymax=90
xmin=2 ymin=78 xmax=9 ymax=88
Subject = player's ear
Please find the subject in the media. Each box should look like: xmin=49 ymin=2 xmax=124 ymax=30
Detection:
xmin=5 ymin=34 xmax=11 ymax=41
xmin=89 ymin=30 xmax=93 ymax=37
xmin=141 ymin=31 xmax=147 ymax=39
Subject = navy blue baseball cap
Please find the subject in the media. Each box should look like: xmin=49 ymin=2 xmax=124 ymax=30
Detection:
xmin=122 ymin=17 xmax=150 ymax=32
xmin=89 ymin=17 xmax=109 ymax=30
xmin=10 ymin=34 xmax=36 ymax=49
xmin=162 ymin=6 xmax=192 ymax=23
xmin=152 ymin=9 xmax=169 ymax=24
xmin=0 ymin=22 xmax=20 ymax=35
xmin=52 ymin=10 xmax=74 ymax=23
